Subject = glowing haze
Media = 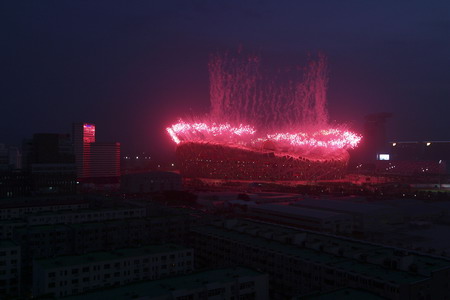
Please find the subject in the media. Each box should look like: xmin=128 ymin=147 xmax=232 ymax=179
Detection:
xmin=166 ymin=51 xmax=361 ymax=160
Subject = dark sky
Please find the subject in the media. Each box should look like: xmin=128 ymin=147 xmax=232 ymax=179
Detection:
xmin=2 ymin=1 xmax=450 ymax=158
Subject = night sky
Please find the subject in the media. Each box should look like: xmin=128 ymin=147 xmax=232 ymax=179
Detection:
xmin=2 ymin=1 xmax=450 ymax=158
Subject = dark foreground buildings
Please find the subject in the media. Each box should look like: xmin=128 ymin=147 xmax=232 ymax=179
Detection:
xmin=192 ymin=219 xmax=450 ymax=299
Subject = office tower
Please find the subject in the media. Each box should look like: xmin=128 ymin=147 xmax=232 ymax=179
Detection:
xmin=72 ymin=123 xmax=95 ymax=179
xmin=363 ymin=112 xmax=392 ymax=161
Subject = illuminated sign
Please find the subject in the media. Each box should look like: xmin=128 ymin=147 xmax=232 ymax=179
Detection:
xmin=378 ymin=154 xmax=390 ymax=160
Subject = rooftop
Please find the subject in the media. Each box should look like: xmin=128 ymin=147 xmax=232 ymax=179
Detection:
xmin=294 ymin=198 xmax=388 ymax=214
xmin=64 ymin=267 xmax=265 ymax=300
xmin=0 ymin=197 xmax=87 ymax=209
xmin=304 ymin=288 xmax=386 ymax=299
xmin=194 ymin=220 xmax=450 ymax=285
xmin=26 ymin=206 xmax=144 ymax=218
xmin=251 ymin=203 xmax=349 ymax=220
xmin=0 ymin=239 xmax=18 ymax=248
xmin=15 ymin=223 xmax=69 ymax=233
xmin=369 ymin=248 xmax=450 ymax=273
xmin=194 ymin=226 xmax=349 ymax=265
xmin=35 ymin=244 xmax=190 ymax=270
xmin=332 ymin=260 xmax=426 ymax=284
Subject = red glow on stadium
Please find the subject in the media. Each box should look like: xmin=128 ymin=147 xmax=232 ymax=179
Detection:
xmin=167 ymin=122 xmax=361 ymax=153
xmin=166 ymin=121 xmax=256 ymax=145
xmin=264 ymin=129 xmax=361 ymax=150
xmin=166 ymin=52 xmax=362 ymax=181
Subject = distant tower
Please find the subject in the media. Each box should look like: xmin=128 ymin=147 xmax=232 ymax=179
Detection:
xmin=72 ymin=123 xmax=95 ymax=179
xmin=0 ymin=144 xmax=21 ymax=170
xmin=363 ymin=113 xmax=392 ymax=161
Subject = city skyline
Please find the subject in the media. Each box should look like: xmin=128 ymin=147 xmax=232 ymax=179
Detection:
xmin=2 ymin=1 xmax=450 ymax=158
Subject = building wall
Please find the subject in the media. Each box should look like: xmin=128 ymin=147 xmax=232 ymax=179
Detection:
xmin=10 ymin=210 xmax=197 ymax=279
xmin=21 ymin=133 xmax=77 ymax=195
xmin=0 ymin=200 xmax=89 ymax=221
xmin=60 ymin=267 xmax=269 ymax=300
xmin=293 ymin=199 xmax=397 ymax=235
xmin=32 ymin=245 xmax=193 ymax=298
xmin=247 ymin=205 xmax=353 ymax=234
xmin=0 ymin=241 xmax=21 ymax=297
xmin=121 ymin=171 xmax=182 ymax=193
xmin=177 ymin=142 xmax=348 ymax=181
xmin=30 ymin=163 xmax=77 ymax=194
xmin=0 ymin=144 xmax=21 ymax=170
xmin=89 ymin=142 xmax=120 ymax=178
xmin=0 ymin=171 xmax=30 ymax=199
xmin=25 ymin=207 xmax=146 ymax=225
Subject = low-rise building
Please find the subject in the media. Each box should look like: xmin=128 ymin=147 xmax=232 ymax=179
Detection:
xmin=303 ymin=288 xmax=385 ymax=299
xmin=121 ymin=171 xmax=182 ymax=193
xmin=32 ymin=244 xmax=193 ymax=298
xmin=293 ymin=198 xmax=397 ymax=235
xmin=191 ymin=219 xmax=450 ymax=299
xmin=0 ymin=220 xmax=26 ymax=239
xmin=0 ymin=197 xmax=89 ymax=220
xmin=64 ymin=267 xmax=269 ymax=300
xmin=25 ymin=206 xmax=146 ymax=225
xmin=12 ymin=211 xmax=197 ymax=285
xmin=0 ymin=240 xmax=21 ymax=297
xmin=247 ymin=203 xmax=353 ymax=234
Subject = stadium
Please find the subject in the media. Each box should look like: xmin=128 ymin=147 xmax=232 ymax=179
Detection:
xmin=176 ymin=142 xmax=349 ymax=181
xmin=166 ymin=52 xmax=361 ymax=181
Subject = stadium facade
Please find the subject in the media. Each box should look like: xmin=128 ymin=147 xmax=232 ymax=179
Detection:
xmin=176 ymin=142 xmax=349 ymax=181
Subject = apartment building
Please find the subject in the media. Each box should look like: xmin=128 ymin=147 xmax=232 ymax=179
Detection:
xmin=64 ymin=267 xmax=269 ymax=300
xmin=25 ymin=207 xmax=146 ymax=225
xmin=33 ymin=244 xmax=193 ymax=298
xmin=0 ymin=240 xmax=21 ymax=297
xmin=247 ymin=203 xmax=353 ymax=234
xmin=191 ymin=219 xmax=450 ymax=299
xmin=0 ymin=198 xmax=89 ymax=220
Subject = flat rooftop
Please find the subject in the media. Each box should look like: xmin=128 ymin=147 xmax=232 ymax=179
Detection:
xmin=304 ymin=288 xmax=387 ymax=299
xmin=0 ymin=239 xmax=19 ymax=248
xmin=332 ymin=260 xmax=427 ymax=284
xmin=0 ymin=197 xmax=87 ymax=209
xmin=250 ymin=203 xmax=349 ymax=220
xmin=294 ymin=199 xmax=388 ymax=214
xmin=26 ymin=206 xmax=144 ymax=218
xmin=15 ymin=223 xmax=70 ymax=234
xmin=194 ymin=221 xmax=450 ymax=285
xmin=64 ymin=267 xmax=265 ymax=300
xmin=193 ymin=226 xmax=344 ymax=265
xmin=35 ymin=244 xmax=190 ymax=270
xmin=368 ymin=248 xmax=450 ymax=273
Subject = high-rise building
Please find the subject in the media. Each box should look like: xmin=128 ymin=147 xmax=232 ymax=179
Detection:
xmin=72 ymin=123 xmax=121 ymax=189
xmin=362 ymin=112 xmax=392 ymax=161
xmin=20 ymin=134 xmax=76 ymax=195
xmin=350 ymin=112 xmax=392 ymax=165
xmin=72 ymin=123 xmax=95 ymax=179
xmin=89 ymin=142 xmax=120 ymax=179
xmin=23 ymin=134 xmax=74 ymax=167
